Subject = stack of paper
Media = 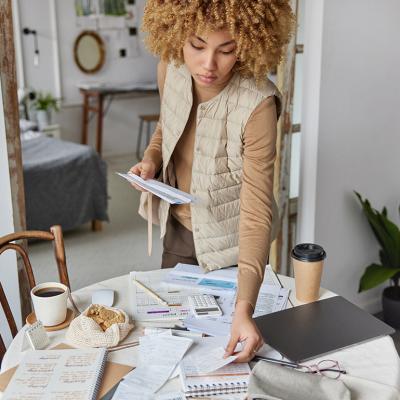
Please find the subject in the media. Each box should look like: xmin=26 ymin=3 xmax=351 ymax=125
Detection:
xmin=165 ymin=264 xmax=290 ymax=336
xmin=118 ymin=173 xmax=196 ymax=204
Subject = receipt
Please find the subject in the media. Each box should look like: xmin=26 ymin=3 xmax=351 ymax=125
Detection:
xmin=112 ymin=335 xmax=193 ymax=398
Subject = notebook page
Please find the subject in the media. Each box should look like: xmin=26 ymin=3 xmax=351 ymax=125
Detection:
xmin=2 ymin=348 xmax=106 ymax=400
xmin=180 ymin=361 xmax=250 ymax=396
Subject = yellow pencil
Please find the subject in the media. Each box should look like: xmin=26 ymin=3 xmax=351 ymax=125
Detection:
xmin=132 ymin=278 xmax=169 ymax=306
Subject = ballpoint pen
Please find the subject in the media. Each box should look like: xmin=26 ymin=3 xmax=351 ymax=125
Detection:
xmin=132 ymin=278 xmax=169 ymax=306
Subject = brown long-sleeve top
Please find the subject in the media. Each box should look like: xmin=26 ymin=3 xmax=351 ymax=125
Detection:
xmin=144 ymin=62 xmax=277 ymax=308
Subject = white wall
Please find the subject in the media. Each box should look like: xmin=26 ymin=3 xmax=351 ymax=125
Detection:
xmin=17 ymin=0 xmax=159 ymax=157
xmin=0 ymin=80 xmax=22 ymax=347
xmin=299 ymin=0 xmax=400 ymax=312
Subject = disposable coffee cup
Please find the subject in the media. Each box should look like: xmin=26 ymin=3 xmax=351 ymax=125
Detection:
xmin=31 ymin=282 xmax=69 ymax=326
xmin=291 ymin=243 xmax=326 ymax=303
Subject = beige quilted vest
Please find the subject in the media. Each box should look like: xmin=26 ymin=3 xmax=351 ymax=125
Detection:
xmin=141 ymin=64 xmax=280 ymax=271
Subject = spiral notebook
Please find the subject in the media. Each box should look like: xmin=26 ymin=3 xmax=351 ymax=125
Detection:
xmin=2 ymin=348 xmax=107 ymax=400
xmin=179 ymin=361 xmax=250 ymax=397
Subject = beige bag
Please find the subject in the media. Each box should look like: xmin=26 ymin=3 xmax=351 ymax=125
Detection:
xmin=66 ymin=305 xmax=134 ymax=348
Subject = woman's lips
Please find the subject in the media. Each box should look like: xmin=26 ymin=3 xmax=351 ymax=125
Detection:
xmin=197 ymin=74 xmax=217 ymax=84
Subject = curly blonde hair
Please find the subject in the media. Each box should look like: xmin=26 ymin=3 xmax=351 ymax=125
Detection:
xmin=142 ymin=0 xmax=295 ymax=81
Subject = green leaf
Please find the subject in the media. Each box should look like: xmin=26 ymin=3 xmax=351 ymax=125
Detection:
xmin=354 ymin=191 xmax=400 ymax=268
xmin=358 ymin=264 xmax=400 ymax=292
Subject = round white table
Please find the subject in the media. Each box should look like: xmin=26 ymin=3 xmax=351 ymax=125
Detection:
xmin=1 ymin=269 xmax=400 ymax=399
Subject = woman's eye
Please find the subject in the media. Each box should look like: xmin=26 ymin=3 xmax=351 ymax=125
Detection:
xmin=221 ymin=49 xmax=235 ymax=55
xmin=190 ymin=42 xmax=203 ymax=50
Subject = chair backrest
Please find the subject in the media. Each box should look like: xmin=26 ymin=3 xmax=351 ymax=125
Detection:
xmin=0 ymin=225 xmax=71 ymax=362
xmin=0 ymin=281 xmax=18 ymax=363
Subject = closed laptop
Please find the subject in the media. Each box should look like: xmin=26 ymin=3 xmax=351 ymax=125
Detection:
xmin=254 ymin=296 xmax=395 ymax=362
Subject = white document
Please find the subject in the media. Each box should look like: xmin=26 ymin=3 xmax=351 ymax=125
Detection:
xmin=164 ymin=264 xmax=238 ymax=295
xmin=181 ymin=346 xmax=237 ymax=375
xmin=130 ymin=271 xmax=192 ymax=321
xmin=184 ymin=315 xmax=232 ymax=336
xmin=263 ymin=265 xmax=282 ymax=286
xmin=118 ymin=173 xmax=196 ymax=204
xmin=253 ymin=285 xmax=290 ymax=317
xmin=165 ymin=264 xmax=280 ymax=296
xmin=183 ymin=285 xmax=290 ymax=336
xmin=113 ymin=335 xmax=193 ymax=398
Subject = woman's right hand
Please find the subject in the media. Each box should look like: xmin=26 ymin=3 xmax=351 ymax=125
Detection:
xmin=128 ymin=159 xmax=157 ymax=192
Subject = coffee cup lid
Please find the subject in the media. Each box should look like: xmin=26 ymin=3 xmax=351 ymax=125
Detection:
xmin=291 ymin=243 xmax=326 ymax=262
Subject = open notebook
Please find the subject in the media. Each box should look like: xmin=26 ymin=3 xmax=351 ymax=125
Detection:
xmin=179 ymin=360 xmax=250 ymax=397
xmin=2 ymin=348 xmax=107 ymax=400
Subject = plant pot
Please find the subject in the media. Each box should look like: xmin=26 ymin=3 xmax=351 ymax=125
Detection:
xmin=36 ymin=110 xmax=51 ymax=131
xmin=382 ymin=286 xmax=400 ymax=329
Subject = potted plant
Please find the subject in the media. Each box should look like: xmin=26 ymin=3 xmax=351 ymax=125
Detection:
xmin=355 ymin=191 xmax=400 ymax=328
xmin=32 ymin=92 xmax=59 ymax=130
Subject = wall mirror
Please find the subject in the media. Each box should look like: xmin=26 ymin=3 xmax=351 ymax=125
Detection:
xmin=73 ymin=30 xmax=105 ymax=74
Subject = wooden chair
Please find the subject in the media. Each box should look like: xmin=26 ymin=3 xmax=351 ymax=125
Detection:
xmin=0 ymin=225 xmax=76 ymax=362
xmin=0 ymin=281 xmax=18 ymax=363
xmin=136 ymin=114 xmax=159 ymax=160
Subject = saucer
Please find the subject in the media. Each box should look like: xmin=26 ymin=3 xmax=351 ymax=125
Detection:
xmin=26 ymin=308 xmax=75 ymax=331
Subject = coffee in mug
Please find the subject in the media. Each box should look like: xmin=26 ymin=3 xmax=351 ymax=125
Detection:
xmin=31 ymin=282 xmax=69 ymax=326
xmin=34 ymin=287 xmax=65 ymax=298
xmin=291 ymin=243 xmax=326 ymax=303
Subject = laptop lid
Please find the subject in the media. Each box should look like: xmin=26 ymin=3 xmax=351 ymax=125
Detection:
xmin=254 ymin=296 xmax=395 ymax=363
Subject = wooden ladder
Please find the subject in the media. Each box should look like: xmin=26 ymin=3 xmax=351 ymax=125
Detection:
xmin=270 ymin=0 xmax=302 ymax=276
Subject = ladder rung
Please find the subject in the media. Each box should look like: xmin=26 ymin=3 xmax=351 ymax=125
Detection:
xmin=296 ymin=44 xmax=304 ymax=54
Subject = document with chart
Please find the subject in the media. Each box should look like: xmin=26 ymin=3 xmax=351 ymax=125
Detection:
xmin=130 ymin=271 xmax=192 ymax=321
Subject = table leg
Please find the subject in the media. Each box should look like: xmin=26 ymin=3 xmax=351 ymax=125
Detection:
xmin=81 ymin=92 xmax=89 ymax=145
xmin=96 ymin=94 xmax=104 ymax=156
xmin=91 ymin=220 xmax=103 ymax=231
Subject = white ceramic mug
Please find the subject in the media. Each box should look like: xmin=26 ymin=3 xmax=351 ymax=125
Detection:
xmin=31 ymin=282 xmax=68 ymax=326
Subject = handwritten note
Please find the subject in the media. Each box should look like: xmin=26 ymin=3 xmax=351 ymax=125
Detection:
xmin=2 ymin=348 xmax=107 ymax=400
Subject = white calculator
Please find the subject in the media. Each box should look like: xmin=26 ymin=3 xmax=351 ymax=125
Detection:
xmin=188 ymin=294 xmax=223 ymax=318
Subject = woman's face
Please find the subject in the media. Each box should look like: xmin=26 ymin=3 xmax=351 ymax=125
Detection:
xmin=182 ymin=29 xmax=237 ymax=88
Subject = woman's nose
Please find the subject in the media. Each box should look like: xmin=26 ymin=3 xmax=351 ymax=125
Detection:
xmin=203 ymin=51 xmax=217 ymax=71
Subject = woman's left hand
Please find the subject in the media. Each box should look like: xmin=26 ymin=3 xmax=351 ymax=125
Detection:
xmin=224 ymin=300 xmax=264 ymax=362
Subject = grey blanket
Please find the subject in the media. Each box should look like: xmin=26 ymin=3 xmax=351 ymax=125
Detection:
xmin=22 ymin=136 xmax=108 ymax=231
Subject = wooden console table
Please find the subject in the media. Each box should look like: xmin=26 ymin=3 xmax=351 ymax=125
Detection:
xmin=79 ymin=85 xmax=158 ymax=156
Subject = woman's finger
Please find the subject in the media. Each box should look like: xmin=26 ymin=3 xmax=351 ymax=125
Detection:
xmin=234 ymin=337 xmax=258 ymax=363
xmin=140 ymin=160 xmax=155 ymax=179
xmin=224 ymin=334 xmax=240 ymax=357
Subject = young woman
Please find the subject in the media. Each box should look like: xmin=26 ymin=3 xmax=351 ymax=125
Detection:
xmin=130 ymin=0 xmax=294 ymax=362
